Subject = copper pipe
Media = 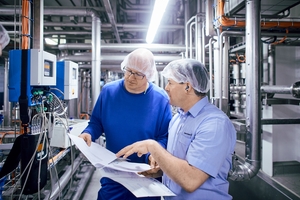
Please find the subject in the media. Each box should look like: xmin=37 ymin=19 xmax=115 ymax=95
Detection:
xmin=217 ymin=0 xmax=300 ymax=29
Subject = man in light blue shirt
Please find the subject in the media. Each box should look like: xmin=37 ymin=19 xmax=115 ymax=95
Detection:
xmin=117 ymin=59 xmax=236 ymax=200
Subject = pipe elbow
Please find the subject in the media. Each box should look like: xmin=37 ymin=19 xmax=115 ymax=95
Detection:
xmin=228 ymin=159 xmax=260 ymax=181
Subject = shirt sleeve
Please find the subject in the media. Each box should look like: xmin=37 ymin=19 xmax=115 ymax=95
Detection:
xmin=81 ymin=92 xmax=104 ymax=142
xmin=187 ymin=116 xmax=234 ymax=177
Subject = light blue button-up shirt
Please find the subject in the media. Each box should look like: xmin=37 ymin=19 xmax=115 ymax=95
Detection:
xmin=163 ymin=96 xmax=236 ymax=200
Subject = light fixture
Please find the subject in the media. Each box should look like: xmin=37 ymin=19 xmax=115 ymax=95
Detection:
xmin=146 ymin=0 xmax=170 ymax=44
xmin=45 ymin=38 xmax=58 ymax=45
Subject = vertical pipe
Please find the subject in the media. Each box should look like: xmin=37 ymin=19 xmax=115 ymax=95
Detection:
xmin=205 ymin=0 xmax=215 ymax=37
xmin=223 ymin=36 xmax=229 ymax=114
xmin=202 ymin=21 xmax=206 ymax=64
xmin=189 ymin=22 xmax=195 ymax=59
xmin=185 ymin=16 xmax=196 ymax=58
xmin=196 ymin=0 xmax=202 ymax=62
xmin=245 ymin=0 xmax=261 ymax=171
xmin=268 ymin=44 xmax=276 ymax=86
xmin=218 ymin=29 xmax=223 ymax=110
xmin=262 ymin=43 xmax=269 ymax=85
xmin=208 ymin=38 xmax=216 ymax=100
xmin=33 ymin=0 xmax=43 ymax=50
xmin=91 ymin=15 xmax=101 ymax=107
xmin=3 ymin=58 xmax=11 ymax=126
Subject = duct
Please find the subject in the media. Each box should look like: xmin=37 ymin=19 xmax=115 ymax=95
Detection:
xmin=102 ymin=0 xmax=121 ymax=43
xmin=229 ymin=0 xmax=261 ymax=181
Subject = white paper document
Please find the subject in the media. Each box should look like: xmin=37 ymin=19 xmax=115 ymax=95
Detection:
xmin=100 ymin=168 xmax=176 ymax=197
xmin=67 ymin=134 xmax=176 ymax=197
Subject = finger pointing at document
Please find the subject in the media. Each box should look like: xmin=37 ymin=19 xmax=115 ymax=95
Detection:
xmin=116 ymin=139 xmax=156 ymax=159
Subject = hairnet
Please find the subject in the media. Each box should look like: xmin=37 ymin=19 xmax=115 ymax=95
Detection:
xmin=121 ymin=48 xmax=157 ymax=82
xmin=161 ymin=59 xmax=210 ymax=93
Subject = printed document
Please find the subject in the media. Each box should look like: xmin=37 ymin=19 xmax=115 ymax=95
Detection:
xmin=67 ymin=133 xmax=176 ymax=197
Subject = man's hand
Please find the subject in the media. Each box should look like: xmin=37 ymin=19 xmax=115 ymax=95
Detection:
xmin=138 ymin=166 xmax=163 ymax=178
xmin=116 ymin=139 xmax=156 ymax=159
xmin=79 ymin=133 xmax=92 ymax=146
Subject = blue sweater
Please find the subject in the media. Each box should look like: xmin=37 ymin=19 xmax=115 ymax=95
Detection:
xmin=82 ymin=79 xmax=172 ymax=200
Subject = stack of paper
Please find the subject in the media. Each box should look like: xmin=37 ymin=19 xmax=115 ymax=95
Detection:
xmin=68 ymin=134 xmax=176 ymax=197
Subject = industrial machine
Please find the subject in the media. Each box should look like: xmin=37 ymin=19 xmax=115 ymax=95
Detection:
xmin=0 ymin=49 xmax=89 ymax=199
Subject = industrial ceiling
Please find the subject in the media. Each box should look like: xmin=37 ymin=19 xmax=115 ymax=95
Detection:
xmin=0 ymin=0 xmax=300 ymax=71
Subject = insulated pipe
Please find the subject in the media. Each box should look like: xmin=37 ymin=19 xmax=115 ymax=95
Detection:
xmin=91 ymin=15 xmax=101 ymax=107
xmin=229 ymin=0 xmax=261 ymax=181
xmin=216 ymin=0 xmax=300 ymax=29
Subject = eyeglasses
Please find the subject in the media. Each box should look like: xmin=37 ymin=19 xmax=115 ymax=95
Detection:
xmin=123 ymin=67 xmax=145 ymax=80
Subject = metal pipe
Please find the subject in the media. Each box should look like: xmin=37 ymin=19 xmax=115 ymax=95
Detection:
xmin=268 ymin=44 xmax=276 ymax=85
xmin=205 ymin=0 xmax=215 ymax=36
xmin=91 ymin=15 xmax=101 ymax=107
xmin=44 ymin=155 xmax=83 ymax=199
xmin=229 ymin=0 xmax=261 ymax=181
xmin=58 ymin=53 xmax=182 ymax=63
xmin=32 ymin=0 xmax=43 ymax=50
xmin=218 ymin=31 xmax=245 ymax=110
xmin=261 ymin=82 xmax=300 ymax=98
xmin=202 ymin=21 xmax=205 ymax=64
xmin=208 ymin=38 xmax=216 ymax=100
xmin=189 ymin=21 xmax=195 ymax=58
xmin=58 ymin=43 xmax=186 ymax=52
xmin=70 ymin=165 xmax=95 ymax=200
xmin=185 ymin=16 xmax=196 ymax=58
xmin=3 ymin=58 xmax=11 ymax=126
xmin=102 ymin=0 xmax=121 ymax=43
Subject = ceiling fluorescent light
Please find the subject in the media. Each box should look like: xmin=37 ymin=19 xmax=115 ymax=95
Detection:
xmin=146 ymin=0 xmax=170 ymax=44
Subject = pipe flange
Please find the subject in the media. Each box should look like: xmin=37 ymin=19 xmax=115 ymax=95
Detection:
xmin=292 ymin=81 xmax=300 ymax=98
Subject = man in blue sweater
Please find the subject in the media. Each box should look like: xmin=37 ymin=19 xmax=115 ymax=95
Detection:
xmin=79 ymin=48 xmax=172 ymax=200
xmin=117 ymin=59 xmax=237 ymax=200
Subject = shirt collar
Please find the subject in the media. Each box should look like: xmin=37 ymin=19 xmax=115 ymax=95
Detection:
xmin=178 ymin=96 xmax=209 ymax=118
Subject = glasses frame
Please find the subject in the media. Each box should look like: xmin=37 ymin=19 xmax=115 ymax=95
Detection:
xmin=123 ymin=67 xmax=145 ymax=80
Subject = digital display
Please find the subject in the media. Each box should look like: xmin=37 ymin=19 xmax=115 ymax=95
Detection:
xmin=72 ymin=68 xmax=77 ymax=79
xmin=44 ymin=60 xmax=53 ymax=77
